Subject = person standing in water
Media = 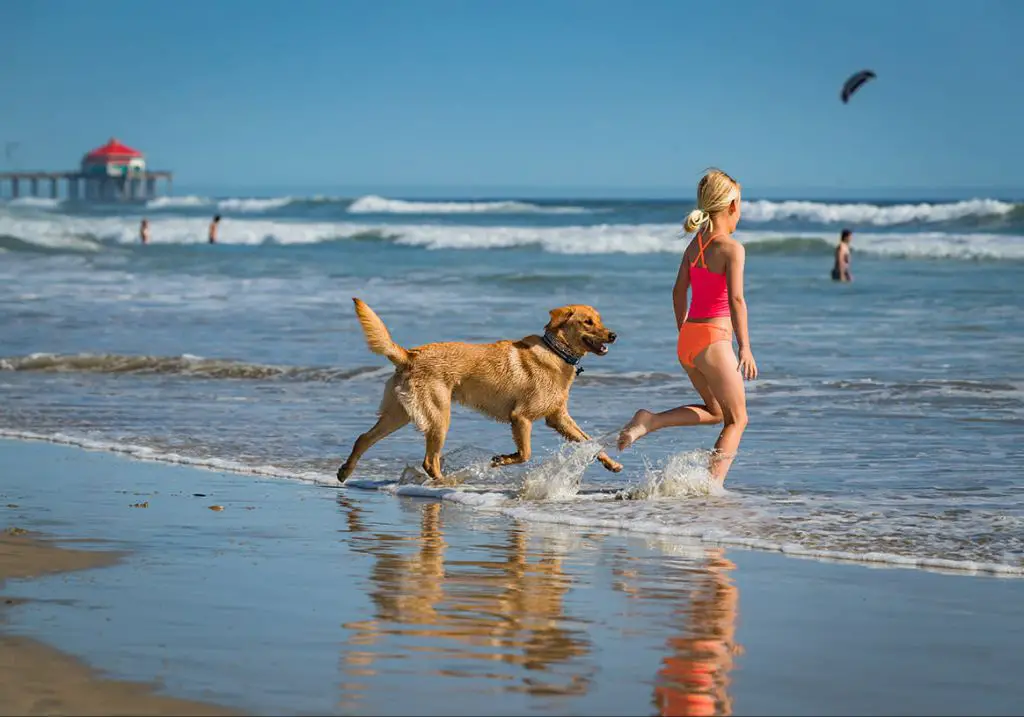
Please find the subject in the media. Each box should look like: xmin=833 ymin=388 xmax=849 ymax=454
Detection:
xmin=208 ymin=215 xmax=221 ymax=244
xmin=139 ymin=218 xmax=150 ymax=245
xmin=618 ymin=168 xmax=757 ymax=483
xmin=831 ymin=228 xmax=853 ymax=282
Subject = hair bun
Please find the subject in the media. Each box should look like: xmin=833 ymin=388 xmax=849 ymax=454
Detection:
xmin=683 ymin=209 xmax=709 ymax=234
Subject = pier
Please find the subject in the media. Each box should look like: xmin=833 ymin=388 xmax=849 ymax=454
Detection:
xmin=0 ymin=138 xmax=173 ymax=203
xmin=0 ymin=170 xmax=173 ymax=202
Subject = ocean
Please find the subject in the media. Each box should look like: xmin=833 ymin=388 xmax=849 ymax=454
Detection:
xmin=1 ymin=192 xmax=1022 ymax=576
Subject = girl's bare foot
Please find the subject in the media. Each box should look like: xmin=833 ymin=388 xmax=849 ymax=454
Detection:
xmin=617 ymin=409 xmax=655 ymax=451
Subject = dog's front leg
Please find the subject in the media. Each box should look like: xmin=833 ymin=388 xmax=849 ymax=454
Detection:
xmin=545 ymin=410 xmax=623 ymax=473
xmin=492 ymin=416 xmax=533 ymax=467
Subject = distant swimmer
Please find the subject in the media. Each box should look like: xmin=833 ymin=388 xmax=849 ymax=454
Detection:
xmin=831 ymin=229 xmax=853 ymax=282
xmin=139 ymin=218 xmax=150 ymax=245
xmin=208 ymin=214 xmax=221 ymax=244
xmin=618 ymin=168 xmax=757 ymax=484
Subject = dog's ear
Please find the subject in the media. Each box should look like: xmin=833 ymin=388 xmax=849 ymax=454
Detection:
xmin=546 ymin=306 xmax=575 ymax=332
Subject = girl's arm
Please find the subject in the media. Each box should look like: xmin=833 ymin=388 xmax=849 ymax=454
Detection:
xmin=725 ymin=243 xmax=758 ymax=379
xmin=672 ymin=258 xmax=690 ymax=329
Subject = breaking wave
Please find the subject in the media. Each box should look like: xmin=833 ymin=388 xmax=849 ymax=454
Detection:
xmin=5 ymin=193 xmax=1018 ymax=224
xmin=345 ymin=195 xmax=592 ymax=215
xmin=0 ymin=353 xmax=390 ymax=382
xmin=0 ymin=233 xmax=102 ymax=254
xmin=138 ymin=194 xmax=593 ymax=215
xmin=741 ymin=198 xmax=1016 ymax=225
xmin=1 ymin=218 xmax=1022 ymax=261
xmin=3 ymin=193 xmax=1024 ymax=260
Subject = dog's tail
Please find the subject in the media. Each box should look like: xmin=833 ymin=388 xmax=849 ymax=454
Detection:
xmin=352 ymin=298 xmax=410 ymax=367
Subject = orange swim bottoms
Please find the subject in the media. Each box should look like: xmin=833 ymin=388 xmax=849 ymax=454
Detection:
xmin=676 ymin=322 xmax=731 ymax=369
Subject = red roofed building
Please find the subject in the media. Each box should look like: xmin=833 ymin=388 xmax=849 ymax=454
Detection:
xmin=81 ymin=138 xmax=147 ymax=177
xmin=0 ymin=137 xmax=171 ymax=203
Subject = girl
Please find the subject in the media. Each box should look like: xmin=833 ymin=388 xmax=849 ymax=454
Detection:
xmin=618 ymin=169 xmax=757 ymax=482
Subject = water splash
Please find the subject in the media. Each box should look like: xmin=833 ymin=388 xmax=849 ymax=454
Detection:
xmin=395 ymin=445 xmax=499 ymax=486
xmin=519 ymin=439 xmax=606 ymax=501
xmin=619 ymin=449 xmax=726 ymax=500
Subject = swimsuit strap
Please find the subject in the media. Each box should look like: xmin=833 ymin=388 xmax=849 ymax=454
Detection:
xmin=690 ymin=232 xmax=728 ymax=269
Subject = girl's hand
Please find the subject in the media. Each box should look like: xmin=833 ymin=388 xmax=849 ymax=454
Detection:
xmin=738 ymin=348 xmax=758 ymax=380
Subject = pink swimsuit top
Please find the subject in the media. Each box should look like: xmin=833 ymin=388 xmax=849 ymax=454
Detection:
xmin=687 ymin=233 xmax=731 ymax=319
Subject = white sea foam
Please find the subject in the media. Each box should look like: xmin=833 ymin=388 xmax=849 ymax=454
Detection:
xmin=346 ymin=194 xmax=591 ymax=215
xmin=4 ymin=192 xmax=1022 ymax=250
xmin=195 ymin=218 xmax=1024 ymax=261
xmin=2 ymin=208 xmax=1023 ymax=260
xmin=0 ymin=212 xmax=345 ymax=248
xmin=145 ymin=196 xmax=298 ymax=213
xmin=142 ymin=194 xmax=590 ymax=215
xmin=145 ymin=196 xmax=295 ymax=212
xmin=217 ymin=197 xmax=295 ymax=213
xmin=742 ymin=198 xmax=1015 ymax=225
xmin=4 ymin=197 xmax=64 ymax=210
xmin=145 ymin=195 xmax=211 ymax=209
xmin=0 ymin=428 xmax=338 ymax=486
xmin=7 ymin=193 xmax=1016 ymax=224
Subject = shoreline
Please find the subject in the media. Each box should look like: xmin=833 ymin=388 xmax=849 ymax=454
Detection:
xmin=0 ymin=530 xmax=237 ymax=716
xmin=3 ymin=428 xmax=1020 ymax=579
xmin=1 ymin=436 xmax=1023 ymax=715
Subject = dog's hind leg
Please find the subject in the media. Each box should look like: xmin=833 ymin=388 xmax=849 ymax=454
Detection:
xmin=338 ymin=388 xmax=410 ymax=482
xmin=491 ymin=415 xmax=533 ymax=467
xmin=421 ymin=395 xmax=452 ymax=485
xmin=545 ymin=410 xmax=623 ymax=473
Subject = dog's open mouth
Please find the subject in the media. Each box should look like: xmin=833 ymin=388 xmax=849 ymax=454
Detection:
xmin=585 ymin=337 xmax=609 ymax=355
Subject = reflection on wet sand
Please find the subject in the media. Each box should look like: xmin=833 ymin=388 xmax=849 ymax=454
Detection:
xmin=335 ymin=496 xmax=594 ymax=703
xmin=615 ymin=547 xmax=742 ymax=716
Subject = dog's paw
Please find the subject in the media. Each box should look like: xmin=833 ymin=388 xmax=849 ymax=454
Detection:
xmin=336 ymin=464 xmax=350 ymax=482
xmin=492 ymin=453 xmax=527 ymax=468
xmin=601 ymin=458 xmax=624 ymax=473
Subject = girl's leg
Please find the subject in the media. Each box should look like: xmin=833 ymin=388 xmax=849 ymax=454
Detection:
xmin=694 ymin=342 xmax=749 ymax=482
xmin=617 ymin=364 xmax=724 ymax=450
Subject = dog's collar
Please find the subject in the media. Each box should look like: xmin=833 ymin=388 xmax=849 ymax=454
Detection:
xmin=542 ymin=332 xmax=584 ymax=376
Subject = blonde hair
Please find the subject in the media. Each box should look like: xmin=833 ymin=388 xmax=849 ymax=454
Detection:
xmin=683 ymin=168 xmax=741 ymax=234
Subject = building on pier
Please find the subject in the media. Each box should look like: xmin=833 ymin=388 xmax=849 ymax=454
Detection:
xmin=0 ymin=138 xmax=173 ymax=202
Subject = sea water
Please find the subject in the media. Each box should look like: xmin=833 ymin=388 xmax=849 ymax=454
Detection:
xmin=1 ymin=193 xmax=1022 ymax=574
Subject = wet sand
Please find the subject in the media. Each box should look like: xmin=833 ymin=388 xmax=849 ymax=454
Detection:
xmin=0 ymin=531 xmax=235 ymax=716
xmin=1 ymin=436 xmax=1023 ymax=716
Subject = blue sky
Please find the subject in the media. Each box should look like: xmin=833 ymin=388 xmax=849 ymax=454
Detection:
xmin=1 ymin=0 xmax=1021 ymax=197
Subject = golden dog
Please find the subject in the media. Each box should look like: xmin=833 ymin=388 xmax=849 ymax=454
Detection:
xmin=338 ymin=298 xmax=622 ymax=485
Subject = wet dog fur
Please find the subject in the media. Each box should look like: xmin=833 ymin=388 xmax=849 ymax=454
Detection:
xmin=338 ymin=298 xmax=622 ymax=486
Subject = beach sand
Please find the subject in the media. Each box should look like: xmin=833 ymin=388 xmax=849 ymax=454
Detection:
xmin=1 ymin=436 xmax=1023 ymax=716
xmin=0 ymin=531 xmax=235 ymax=716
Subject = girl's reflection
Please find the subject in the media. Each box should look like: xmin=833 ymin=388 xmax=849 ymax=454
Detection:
xmin=654 ymin=551 xmax=742 ymax=716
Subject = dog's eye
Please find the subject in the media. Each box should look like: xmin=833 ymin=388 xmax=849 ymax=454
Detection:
xmin=585 ymin=318 xmax=594 ymax=326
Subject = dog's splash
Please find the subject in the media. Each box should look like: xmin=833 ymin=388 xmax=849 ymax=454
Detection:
xmin=397 ymin=445 xmax=503 ymax=486
xmin=359 ymin=439 xmax=724 ymax=506
xmin=519 ymin=439 xmax=606 ymax=501
xmin=392 ymin=441 xmax=607 ymax=501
